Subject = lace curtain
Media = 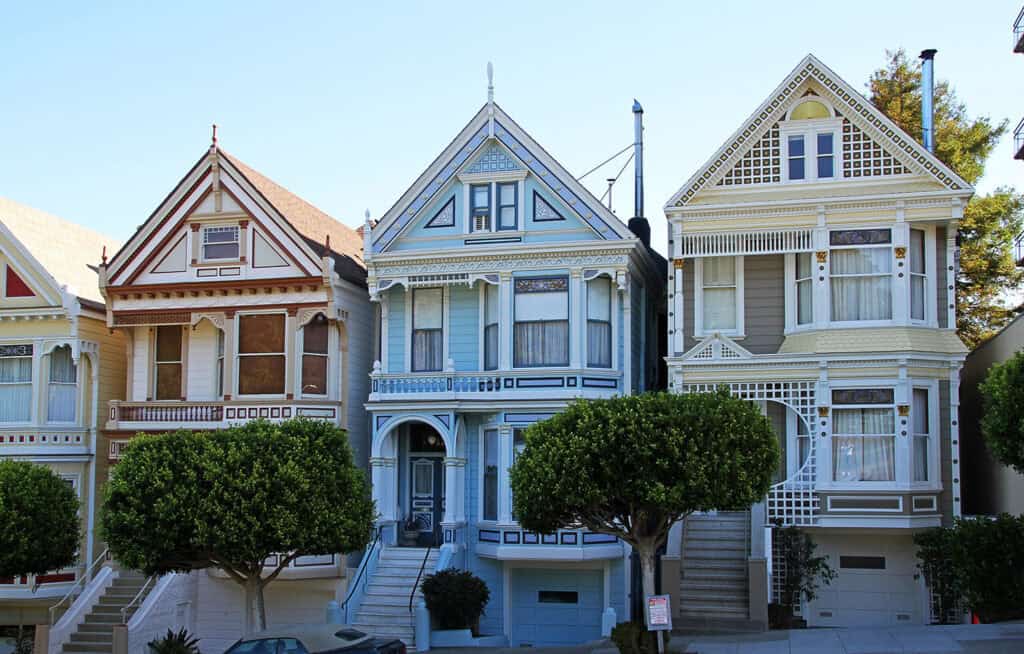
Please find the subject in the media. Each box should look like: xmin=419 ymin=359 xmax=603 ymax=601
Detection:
xmin=833 ymin=407 xmax=895 ymax=481
xmin=0 ymin=357 xmax=32 ymax=422
xmin=48 ymin=346 xmax=76 ymax=423
xmin=830 ymin=248 xmax=893 ymax=321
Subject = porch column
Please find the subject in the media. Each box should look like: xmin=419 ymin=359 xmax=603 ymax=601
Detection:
xmin=442 ymin=457 xmax=466 ymax=525
xmin=371 ymin=456 xmax=397 ymax=522
xmin=497 ymin=425 xmax=513 ymax=524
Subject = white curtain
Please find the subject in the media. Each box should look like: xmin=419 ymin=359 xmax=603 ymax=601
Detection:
xmin=0 ymin=357 xmax=32 ymax=422
xmin=587 ymin=278 xmax=612 ymax=367
xmin=703 ymin=256 xmax=737 ymax=330
xmin=833 ymin=407 xmax=895 ymax=481
xmin=48 ymin=346 xmax=77 ymax=423
xmin=796 ymin=253 xmax=813 ymax=325
xmin=913 ymin=387 xmax=930 ymax=482
xmin=514 ymin=283 xmax=568 ymax=367
xmin=830 ymin=248 xmax=892 ymax=321
xmin=910 ymin=229 xmax=926 ymax=321
xmin=484 ymin=284 xmax=499 ymax=370
xmin=413 ymin=288 xmax=443 ymax=371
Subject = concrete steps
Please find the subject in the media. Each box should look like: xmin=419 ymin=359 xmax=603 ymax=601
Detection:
xmin=62 ymin=570 xmax=154 ymax=654
xmin=678 ymin=512 xmax=752 ymax=630
xmin=352 ymin=547 xmax=439 ymax=648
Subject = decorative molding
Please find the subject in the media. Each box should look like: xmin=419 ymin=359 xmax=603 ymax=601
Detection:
xmin=532 ymin=191 xmax=565 ymax=222
xmin=425 ymin=197 xmax=456 ymax=229
xmin=369 ymin=251 xmax=629 ymax=279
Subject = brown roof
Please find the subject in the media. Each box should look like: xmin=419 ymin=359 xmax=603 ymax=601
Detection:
xmin=222 ymin=150 xmax=366 ymax=286
xmin=0 ymin=197 xmax=121 ymax=305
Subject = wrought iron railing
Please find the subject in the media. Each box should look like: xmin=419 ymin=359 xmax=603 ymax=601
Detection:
xmin=121 ymin=574 xmax=156 ymax=624
xmin=408 ymin=542 xmax=434 ymax=613
xmin=48 ymin=549 xmax=110 ymax=626
xmin=341 ymin=527 xmax=383 ymax=623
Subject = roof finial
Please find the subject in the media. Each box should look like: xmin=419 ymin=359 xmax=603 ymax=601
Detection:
xmin=211 ymin=123 xmax=218 ymax=148
xmin=101 ymin=245 xmax=107 ymax=266
xmin=324 ymin=233 xmax=331 ymax=256
xmin=487 ymin=62 xmax=494 ymax=104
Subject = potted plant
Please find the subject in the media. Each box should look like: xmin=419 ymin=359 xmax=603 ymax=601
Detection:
xmin=770 ymin=523 xmax=836 ymax=629
xmin=420 ymin=568 xmax=490 ymax=636
xmin=401 ymin=513 xmax=422 ymax=545
xmin=148 ymin=628 xmax=201 ymax=654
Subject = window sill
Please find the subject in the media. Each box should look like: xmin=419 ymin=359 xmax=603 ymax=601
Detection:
xmin=190 ymin=259 xmax=243 ymax=267
xmin=693 ymin=332 xmax=746 ymax=340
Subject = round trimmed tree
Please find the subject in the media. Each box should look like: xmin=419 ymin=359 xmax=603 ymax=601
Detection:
xmin=101 ymin=418 xmax=375 ymax=634
xmin=510 ymin=390 xmax=779 ymax=608
xmin=0 ymin=460 xmax=80 ymax=578
xmin=979 ymin=350 xmax=1024 ymax=473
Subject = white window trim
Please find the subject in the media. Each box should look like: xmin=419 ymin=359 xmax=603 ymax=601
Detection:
xmin=910 ymin=380 xmax=942 ymax=492
xmin=908 ymin=224 xmax=938 ymax=328
xmin=479 ymin=282 xmax=501 ymax=372
xmin=0 ymin=346 xmax=34 ymax=426
xmin=234 ymin=310 xmax=288 ymax=399
xmin=46 ymin=346 xmax=79 ymax=425
xmin=693 ymin=256 xmax=745 ymax=339
xmin=406 ymin=287 xmax=449 ymax=373
xmin=779 ymin=117 xmax=843 ymax=184
xmin=783 ymin=252 xmax=817 ymax=334
xmin=584 ymin=275 xmax=615 ymax=370
xmin=298 ymin=316 xmax=332 ymax=399
xmin=200 ymin=225 xmax=241 ymax=263
xmin=826 ymin=230 xmax=896 ymax=328
xmin=478 ymin=422 xmax=501 ymax=525
xmin=459 ymin=171 xmax=528 ymax=235
xmin=152 ymin=325 xmax=185 ymax=401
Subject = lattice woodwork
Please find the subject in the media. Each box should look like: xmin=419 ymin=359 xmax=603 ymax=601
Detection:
xmin=842 ymin=119 xmax=912 ymax=178
xmin=717 ymin=123 xmax=781 ymax=186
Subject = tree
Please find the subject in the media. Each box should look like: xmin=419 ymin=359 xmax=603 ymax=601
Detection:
xmin=0 ymin=459 xmax=79 ymax=578
xmin=772 ymin=524 xmax=836 ymax=627
xmin=979 ymin=350 xmax=1024 ymax=473
xmin=101 ymin=419 xmax=375 ymax=634
xmin=868 ymin=49 xmax=1023 ymax=347
xmin=509 ymin=390 xmax=779 ymax=613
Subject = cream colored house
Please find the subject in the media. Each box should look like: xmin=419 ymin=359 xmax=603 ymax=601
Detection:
xmin=0 ymin=198 xmax=125 ymax=626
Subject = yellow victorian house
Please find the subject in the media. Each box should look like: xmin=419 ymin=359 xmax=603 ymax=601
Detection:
xmin=0 ymin=198 xmax=125 ymax=627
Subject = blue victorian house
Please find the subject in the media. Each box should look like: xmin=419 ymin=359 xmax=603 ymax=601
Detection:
xmin=351 ymin=74 xmax=665 ymax=647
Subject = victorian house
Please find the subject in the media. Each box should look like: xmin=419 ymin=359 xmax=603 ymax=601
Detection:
xmin=0 ymin=198 xmax=125 ymax=628
xmin=354 ymin=86 xmax=664 ymax=647
xmin=663 ymin=54 xmax=971 ymax=629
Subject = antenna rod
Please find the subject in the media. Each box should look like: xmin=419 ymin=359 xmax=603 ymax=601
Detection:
xmin=606 ymin=178 xmax=615 ymax=211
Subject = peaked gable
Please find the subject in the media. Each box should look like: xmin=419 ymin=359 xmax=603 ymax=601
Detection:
xmin=666 ymin=54 xmax=972 ymax=208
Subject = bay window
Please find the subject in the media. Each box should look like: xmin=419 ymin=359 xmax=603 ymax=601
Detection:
xmin=587 ymin=277 xmax=612 ymax=368
xmin=514 ymin=277 xmax=569 ymax=368
xmin=154 ymin=326 xmax=183 ymax=400
xmin=47 ymin=345 xmax=76 ymax=423
xmin=202 ymin=225 xmax=239 ymax=261
xmin=483 ymin=429 xmax=498 ymax=521
xmin=832 ymin=389 xmax=896 ymax=482
xmin=0 ymin=345 xmax=32 ymax=422
xmin=412 ymin=288 xmax=443 ymax=372
xmin=237 ymin=314 xmax=286 ymax=395
xmin=830 ymin=230 xmax=893 ymax=322
xmin=301 ymin=315 xmax=329 ymax=395
xmin=483 ymin=283 xmax=499 ymax=371
xmin=913 ymin=388 xmax=930 ymax=482
xmin=795 ymin=252 xmax=813 ymax=326
xmin=910 ymin=228 xmax=927 ymax=321
xmin=698 ymin=256 xmax=741 ymax=335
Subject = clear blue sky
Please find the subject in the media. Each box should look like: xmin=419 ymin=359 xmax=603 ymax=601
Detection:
xmin=1 ymin=1 xmax=1020 ymax=256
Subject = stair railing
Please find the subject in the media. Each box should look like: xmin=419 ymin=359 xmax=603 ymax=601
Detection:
xmin=49 ymin=548 xmax=110 ymax=626
xmin=121 ymin=574 xmax=157 ymax=624
xmin=408 ymin=542 xmax=434 ymax=613
xmin=341 ymin=526 xmax=383 ymax=623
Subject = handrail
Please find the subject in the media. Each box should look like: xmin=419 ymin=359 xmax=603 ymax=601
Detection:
xmin=49 ymin=548 xmax=110 ymax=626
xmin=121 ymin=574 xmax=156 ymax=624
xmin=408 ymin=541 xmax=434 ymax=613
xmin=341 ymin=526 xmax=382 ymax=622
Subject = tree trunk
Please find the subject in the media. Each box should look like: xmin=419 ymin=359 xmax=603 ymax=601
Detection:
xmin=256 ymin=577 xmax=268 ymax=632
xmin=243 ymin=577 xmax=259 ymax=636
xmin=637 ymin=541 xmax=658 ymax=613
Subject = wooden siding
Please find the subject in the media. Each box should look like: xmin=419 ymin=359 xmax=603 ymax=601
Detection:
xmin=743 ymin=255 xmax=785 ymax=354
xmin=449 ymin=284 xmax=479 ymax=372
xmin=939 ymin=379 xmax=953 ymax=525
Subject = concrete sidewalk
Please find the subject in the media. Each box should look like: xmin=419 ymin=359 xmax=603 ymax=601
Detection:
xmin=678 ymin=623 xmax=1024 ymax=654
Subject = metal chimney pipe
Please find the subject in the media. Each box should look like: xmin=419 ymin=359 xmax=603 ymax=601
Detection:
xmin=920 ymin=49 xmax=937 ymax=153
xmin=633 ymin=99 xmax=644 ymax=218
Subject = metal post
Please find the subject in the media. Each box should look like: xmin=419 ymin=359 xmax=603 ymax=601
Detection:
xmin=920 ymin=49 xmax=937 ymax=153
xmin=606 ymin=178 xmax=615 ymax=210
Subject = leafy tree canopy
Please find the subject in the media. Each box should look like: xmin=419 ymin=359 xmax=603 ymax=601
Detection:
xmin=868 ymin=48 xmax=1023 ymax=347
xmin=101 ymin=418 xmax=375 ymax=632
xmin=979 ymin=350 xmax=1024 ymax=473
xmin=0 ymin=460 xmax=80 ymax=578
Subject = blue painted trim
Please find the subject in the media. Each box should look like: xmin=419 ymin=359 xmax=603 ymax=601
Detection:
xmin=567 ymin=377 xmax=578 ymax=387
xmin=515 ymin=377 xmax=565 ymax=388
xmin=523 ymin=532 xmax=539 ymax=544
xmin=532 ymin=190 xmax=565 ymax=222
xmin=497 ymin=181 xmax=518 ymax=231
xmin=464 ymin=236 xmax=522 ymax=245
xmin=582 ymin=532 xmax=617 ymax=544
xmin=479 ymin=529 xmax=501 ymax=543
xmin=503 ymin=531 xmax=521 ymax=544
xmin=433 ymin=413 xmax=451 ymax=429
xmin=541 ymin=533 xmax=558 ymax=545
xmin=581 ymin=377 xmax=618 ymax=389
xmin=375 ymin=415 xmax=392 ymax=430
xmin=425 ymin=196 xmax=456 ymax=228
xmin=560 ymin=532 xmax=578 ymax=545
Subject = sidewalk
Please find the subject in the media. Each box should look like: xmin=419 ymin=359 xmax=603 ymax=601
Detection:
xmin=677 ymin=623 xmax=1024 ymax=654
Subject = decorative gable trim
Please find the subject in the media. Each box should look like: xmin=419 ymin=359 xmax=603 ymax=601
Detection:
xmin=425 ymin=197 xmax=456 ymax=229
xmin=532 ymin=191 xmax=565 ymax=222
xmin=465 ymin=144 xmax=522 ymax=174
xmin=666 ymin=55 xmax=972 ymax=209
xmin=682 ymin=332 xmax=753 ymax=362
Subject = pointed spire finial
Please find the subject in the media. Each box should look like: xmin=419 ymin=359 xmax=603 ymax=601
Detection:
xmin=101 ymin=245 xmax=107 ymax=266
xmin=211 ymin=123 xmax=218 ymax=148
xmin=324 ymin=233 xmax=331 ymax=256
xmin=487 ymin=62 xmax=494 ymax=104
xmin=365 ymin=208 xmax=371 ymax=222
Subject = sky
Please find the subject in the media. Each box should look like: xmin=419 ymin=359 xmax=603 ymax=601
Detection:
xmin=1 ymin=1 xmax=1021 ymax=256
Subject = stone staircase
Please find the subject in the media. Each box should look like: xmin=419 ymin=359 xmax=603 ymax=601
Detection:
xmin=353 ymin=547 xmax=439 ymax=648
xmin=678 ymin=511 xmax=761 ymax=632
xmin=63 ymin=570 xmax=154 ymax=653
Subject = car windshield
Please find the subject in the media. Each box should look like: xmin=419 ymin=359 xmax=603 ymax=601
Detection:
xmin=224 ymin=638 xmax=310 ymax=654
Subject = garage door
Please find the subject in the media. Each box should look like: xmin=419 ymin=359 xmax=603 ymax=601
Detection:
xmin=510 ymin=569 xmax=603 ymax=647
xmin=806 ymin=534 xmax=922 ymax=627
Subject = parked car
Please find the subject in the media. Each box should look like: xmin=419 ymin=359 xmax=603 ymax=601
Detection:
xmin=223 ymin=625 xmax=406 ymax=654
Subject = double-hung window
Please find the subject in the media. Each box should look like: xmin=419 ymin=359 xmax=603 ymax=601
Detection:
xmin=301 ymin=315 xmax=329 ymax=395
xmin=154 ymin=326 xmax=183 ymax=400
xmin=587 ymin=277 xmax=612 ymax=368
xmin=514 ymin=277 xmax=569 ymax=368
xmin=470 ymin=185 xmax=491 ymax=232
xmin=910 ymin=229 xmax=927 ymax=321
xmin=913 ymin=388 xmax=931 ymax=482
xmin=832 ymin=389 xmax=896 ymax=482
xmin=0 ymin=345 xmax=32 ymax=423
xmin=787 ymin=136 xmax=806 ymax=181
xmin=497 ymin=182 xmax=518 ymax=230
xmin=699 ymin=256 xmax=740 ymax=334
xmin=47 ymin=345 xmax=76 ymax=423
xmin=412 ymin=288 xmax=443 ymax=372
xmin=237 ymin=314 xmax=286 ymax=395
xmin=470 ymin=183 xmax=518 ymax=232
xmin=830 ymin=230 xmax=893 ymax=322
xmin=202 ymin=225 xmax=240 ymax=261
xmin=795 ymin=252 xmax=814 ymax=326
xmin=483 ymin=284 xmax=499 ymax=371
xmin=482 ymin=428 xmax=499 ymax=521
xmin=783 ymin=100 xmax=838 ymax=182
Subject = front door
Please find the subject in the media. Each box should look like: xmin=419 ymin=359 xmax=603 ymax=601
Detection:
xmin=409 ymin=456 xmax=444 ymax=546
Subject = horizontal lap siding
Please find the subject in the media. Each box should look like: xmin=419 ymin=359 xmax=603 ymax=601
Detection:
xmin=743 ymin=255 xmax=785 ymax=354
xmin=449 ymin=285 xmax=479 ymax=371
xmin=387 ymin=288 xmax=406 ymax=373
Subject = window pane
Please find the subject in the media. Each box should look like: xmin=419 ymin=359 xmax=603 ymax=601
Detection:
xmin=0 ymin=357 xmax=32 ymax=423
xmin=0 ymin=357 xmax=31 ymax=383
xmin=515 ymin=278 xmax=568 ymax=321
xmin=48 ymin=382 xmax=76 ymax=422
xmin=238 ymin=356 xmax=286 ymax=394
xmin=702 ymin=287 xmax=737 ymax=330
xmin=155 ymin=363 xmax=182 ymax=400
xmin=155 ymin=326 xmax=182 ymax=361
xmin=499 ymin=183 xmax=516 ymax=205
xmin=50 ymin=346 xmax=76 ymax=383
xmin=303 ymin=319 xmax=329 ymax=354
xmin=796 ymin=253 xmax=812 ymax=279
xmin=302 ymin=355 xmax=327 ymax=395
xmin=817 ymin=133 xmax=834 ymax=155
xmin=910 ymin=230 xmax=926 ymax=274
xmin=833 ymin=436 xmax=895 ymax=481
xmin=789 ymin=158 xmax=805 ymax=180
xmin=413 ymin=289 xmax=443 ymax=329
xmin=484 ymin=283 xmax=500 ymax=324
xmin=831 ymin=248 xmax=892 ymax=274
xmin=914 ymin=436 xmax=929 ymax=482
xmin=797 ymin=279 xmax=813 ymax=325
xmin=499 ymin=206 xmax=516 ymax=229
xmin=911 ymin=277 xmax=925 ymax=320
xmin=587 ymin=277 xmax=611 ymax=321
xmin=204 ymin=227 xmax=238 ymax=243
xmin=587 ymin=320 xmax=612 ymax=368
xmin=817 ymin=154 xmax=834 ymax=178
xmin=788 ymin=135 xmax=805 ymax=156
xmin=483 ymin=429 xmax=498 ymax=521
xmin=913 ymin=388 xmax=929 ymax=434
xmin=514 ymin=321 xmax=568 ymax=367
xmin=473 ymin=186 xmax=489 ymax=210
xmin=203 ymin=242 xmax=239 ymax=259
xmin=831 ymin=276 xmax=892 ymax=321
xmin=239 ymin=315 xmax=285 ymax=354
xmin=484 ymin=324 xmax=499 ymax=370
xmin=412 ymin=330 xmax=443 ymax=372
xmin=703 ymin=257 xmax=735 ymax=286
xmin=834 ymin=408 xmax=895 ymax=435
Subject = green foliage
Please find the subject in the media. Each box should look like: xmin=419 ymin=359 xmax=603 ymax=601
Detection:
xmin=510 ymin=391 xmax=779 ymax=540
xmin=914 ymin=515 xmax=1024 ymax=623
xmin=420 ymin=568 xmax=490 ymax=630
xmin=610 ymin=621 xmax=668 ymax=654
xmin=979 ymin=350 xmax=1024 ymax=473
xmin=913 ymin=526 xmax=961 ymax=624
xmin=773 ymin=524 xmax=836 ymax=610
xmin=0 ymin=460 xmax=79 ymax=577
xmin=868 ymin=48 xmax=1023 ymax=347
xmin=148 ymin=628 xmax=201 ymax=654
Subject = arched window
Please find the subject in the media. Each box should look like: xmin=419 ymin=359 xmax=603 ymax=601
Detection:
xmin=48 ymin=345 xmax=77 ymax=423
xmin=783 ymin=99 xmax=839 ymax=182
xmin=302 ymin=314 xmax=329 ymax=396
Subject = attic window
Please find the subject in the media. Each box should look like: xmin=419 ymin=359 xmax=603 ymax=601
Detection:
xmin=202 ymin=226 xmax=239 ymax=260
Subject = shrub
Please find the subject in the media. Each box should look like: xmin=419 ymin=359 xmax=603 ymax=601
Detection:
xmin=610 ymin=621 xmax=668 ymax=654
xmin=979 ymin=350 xmax=1024 ymax=474
xmin=148 ymin=628 xmax=201 ymax=654
xmin=420 ymin=568 xmax=490 ymax=631
xmin=774 ymin=524 xmax=836 ymax=613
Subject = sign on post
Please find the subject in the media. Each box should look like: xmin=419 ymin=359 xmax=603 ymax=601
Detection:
xmin=645 ymin=594 xmax=672 ymax=654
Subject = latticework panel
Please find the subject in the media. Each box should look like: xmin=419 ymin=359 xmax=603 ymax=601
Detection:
xmin=683 ymin=381 xmax=816 ymax=427
xmin=717 ymin=123 xmax=781 ymax=186
xmin=842 ymin=119 xmax=912 ymax=178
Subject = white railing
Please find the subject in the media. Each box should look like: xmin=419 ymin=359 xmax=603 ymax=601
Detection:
xmin=766 ymin=442 xmax=819 ymax=527
xmin=370 ymin=369 xmax=622 ymax=397
xmin=681 ymin=228 xmax=813 ymax=258
xmin=107 ymin=399 xmax=342 ymax=433
xmin=121 ymin=574 xmax=157 ymax=623
xmin=49 ymin=548 xmax=109 ymax=626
